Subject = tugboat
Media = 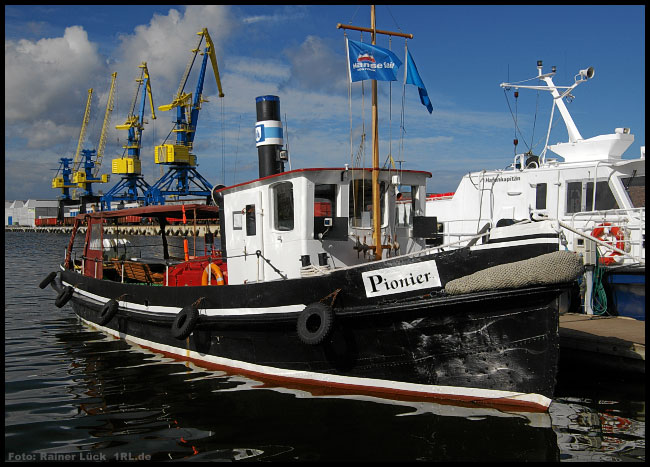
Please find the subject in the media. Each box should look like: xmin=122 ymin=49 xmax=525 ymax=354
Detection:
xmin=426 ymin=61 xmax=644 ymax=321
xmin=41 ymin=16 xmax=583 ymax=412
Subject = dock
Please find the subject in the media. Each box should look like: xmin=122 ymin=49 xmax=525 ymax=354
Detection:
xmin=5 ymin=225 xmax=220 ymax=236
xmin=559 ymin=313 xmax=645 ymax=373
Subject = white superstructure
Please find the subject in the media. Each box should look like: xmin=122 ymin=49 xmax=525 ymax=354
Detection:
xmin=427 ymin=62 xmax=645 ymax=270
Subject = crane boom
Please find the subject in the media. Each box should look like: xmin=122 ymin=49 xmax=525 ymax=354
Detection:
xmin=93 ymin=72 xmax=117 ymax=177
xmin=201 ymin=28 xmax=224 ymax=98
xmin=72 ymin=88 xmax=93 ymax=172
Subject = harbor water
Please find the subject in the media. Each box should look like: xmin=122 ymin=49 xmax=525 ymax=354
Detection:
xmin=5 ymin=232 xmax=645 ymax=462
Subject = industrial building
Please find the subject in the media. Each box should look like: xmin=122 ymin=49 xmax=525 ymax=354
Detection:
xmin=6 ymin=199 xmax=61 ymax=226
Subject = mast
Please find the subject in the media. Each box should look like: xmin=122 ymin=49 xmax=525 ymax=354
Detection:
xmin=338 ymin=6 xmax=412 ymax=260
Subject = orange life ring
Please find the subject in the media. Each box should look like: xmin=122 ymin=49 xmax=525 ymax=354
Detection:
xmin=590 ymin=222 xmax=625 ymax=265
xmin=201 ymin=263 xmax=224 ymax=286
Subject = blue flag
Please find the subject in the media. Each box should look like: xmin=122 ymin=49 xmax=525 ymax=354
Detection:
xmin=347 ymin=38 xmax=402 ymax=83
xmin=405 ymin=50 xmax=433 ymax=114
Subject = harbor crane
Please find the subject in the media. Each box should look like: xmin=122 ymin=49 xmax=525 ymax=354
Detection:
xmin=101 ymin=63 xmax=156 ymax=211
xmin=144 ymin=27 xmax=224 ymax=205
xmin=51 ymin=88 xmax=93 ymax=219
xmin=52 ymin=88 xmax=93 ymax=200
xmin=73 ymin=72 xmax=117 ymax=207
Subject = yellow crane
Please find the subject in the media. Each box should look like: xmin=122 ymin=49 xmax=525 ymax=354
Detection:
xmin=51 ymin=88 xmax=93 ymax=200
xmin=73 ymin=72 xmax=116 ymax=197
xmin=101 ymin=63 xmax=156 ymax=210
xmin=154 ymin=27 xmax=224 ymax=166
xmin=145 ymin=27 xmax=224 ymax=205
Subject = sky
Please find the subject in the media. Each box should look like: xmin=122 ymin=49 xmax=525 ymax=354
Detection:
xmin=4 ymin=4 xmax=646 ymax=201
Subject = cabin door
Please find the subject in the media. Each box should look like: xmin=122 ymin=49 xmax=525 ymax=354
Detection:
xmin=232 ymin=192 xmax=265 ymax=282
xmin=83 ymin=217 xmax=104 ymax=279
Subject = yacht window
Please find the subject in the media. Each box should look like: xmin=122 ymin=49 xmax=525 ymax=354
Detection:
xmin=587 ymin=181 xmax=619 ymax=211
xmin=622 ymin=174 xmax=645 ymax=208
xmin=272 ymin=182 xmax=294 ymax=231
xmin=245 ymin=204 xmax=256 ymax=236
xmin=566 ymin=182 xmax=582 ymax=214
xmin=566 ymin=180 xmax=620 ymax=214
xmin=535 ymin=183 xmax=547 ymax=210
xmin=349 ymin=178 xmax=386 ymax=228
xmin=315 ymin=184 xmax=337 ymax=217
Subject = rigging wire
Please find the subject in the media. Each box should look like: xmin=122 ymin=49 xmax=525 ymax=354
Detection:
xmin=232 ymin=114 xmax=242 ymax=186
xmin=503 ymin=89 xmax=531 ymax=153
xmin=399 ymin=40 xmax=407 ymax=173
xmin=220 ymin=96 xmax=225 ymax=185
xmin=530 ymin=90 xmax=539 ymax=153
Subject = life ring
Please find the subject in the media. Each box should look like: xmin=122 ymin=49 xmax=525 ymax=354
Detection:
xmin=171 ymin=306 xmax=200 ymax=340
xmin=99 ymin=299 xmax=118 ymax=325
xmin=296 ymin=303 xmax=334 ymax=345
xmin=55 ymin=286 xmax=74 ymax=308
xmin=590 ymin=222 xmax=626 ymax=265
xmin=39 ymin=271 xmax=58 ymax=289
xmin=201 ymin=263 xmax=224 ymax=286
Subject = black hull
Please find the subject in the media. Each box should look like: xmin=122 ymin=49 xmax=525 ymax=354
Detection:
xmin=61 ymin=287 xmax=565 ymax=412
xmin=54 ymin=242 xmax=567 ymax=412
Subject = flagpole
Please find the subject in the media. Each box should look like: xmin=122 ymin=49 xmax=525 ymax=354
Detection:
xmin=337 ymin=6 xmax=412 ymax=261
xmin=370 ymin=5 xmax=382 ymax=260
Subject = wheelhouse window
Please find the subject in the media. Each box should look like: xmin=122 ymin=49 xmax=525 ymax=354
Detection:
xmin=349 ymin=178 xmax=386 ymax=228
xmin=245 ymin=204 xmax=256 ymax=236
xmin=272 ymin=182 xmax=294 ymax=231
xmin=315 ymin=184 xmax=337 ymax=218
xmin=395 ymin=186 xmax=419 ymax=227
xmin=622 ymin=174 xmax=645 ymax=208
xmin=89 ymin=221 xmax=102 ymax=250
xmin=566 ymin=180 xmax=619 ymax=214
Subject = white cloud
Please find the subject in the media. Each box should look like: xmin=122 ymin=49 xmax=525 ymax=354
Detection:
xmin=227 ymin=57 xmax=291 ymax=82
xmin=5 ymin=25 xmax=105 ymax=125
xmin=113 ymin=5 xmax=235 ymax=108
xmin=280 ymin=35 xmax=348 ymax=93
xmin=241 ymin=6 xmax=307 ymax=25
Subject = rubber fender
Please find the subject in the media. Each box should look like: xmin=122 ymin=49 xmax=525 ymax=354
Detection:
xmin=55 ymin=286 xmax=74 ymax=308
xmin=296 ymin=302 xmax=334 ymax=345
xmin=99 ymin=299 xmax=119 ymax=325
xmin=171 ymin=306 xmax=200 ymax=340
xmin=39 ymin=271 xmax=58 ymax=289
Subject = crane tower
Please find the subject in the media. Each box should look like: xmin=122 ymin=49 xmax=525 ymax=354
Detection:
xmin=144 ymin=28 xmax=224 ymax=205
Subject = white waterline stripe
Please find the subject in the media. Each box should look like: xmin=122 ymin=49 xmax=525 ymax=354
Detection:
xmin=63 ymin=280 xmax=305 ymax=316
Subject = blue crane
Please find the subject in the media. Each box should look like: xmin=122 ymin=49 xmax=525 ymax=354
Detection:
xmin=145 ymin=28 xmax=224 ymax=205
xmin=73 ymin=72 xmax=116 ymax=203
xmin=52 ymin=88 xmax=93 ymax=203
xmin=101 ymin=63 xmax=156 ymax=211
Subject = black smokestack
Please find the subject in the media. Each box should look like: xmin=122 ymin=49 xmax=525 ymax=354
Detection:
xmin=255 ymin=95 xmax=284 ymax=178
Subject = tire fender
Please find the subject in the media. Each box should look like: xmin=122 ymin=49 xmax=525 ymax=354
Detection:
xmin=172 ymin=306 xmax=200 ymax=340
xmin=99 ymin=299 xmax=119 ymax=325
xmin=297 ymin=302 xmax=334 ymax=345
xmin=55 ymin=286 xmax=74 ymax=308
xmin=39 ymin=271 xmax=58 ymax=289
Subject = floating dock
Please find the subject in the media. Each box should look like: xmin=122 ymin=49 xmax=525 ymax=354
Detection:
xmin=559 ymin=313 xmax=645 ymax=373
